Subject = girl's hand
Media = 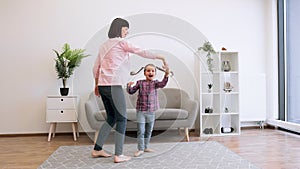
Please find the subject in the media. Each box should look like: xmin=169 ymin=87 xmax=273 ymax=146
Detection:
xmin=162 ymin=58 xmax=167 ymax=68
xmin=164 ymin=65 xmax=170 ymax=77
xmin=127 ymin=82 xmax=134 ymax=87
xmin=162 ymin=59 xmax=168 ymax=70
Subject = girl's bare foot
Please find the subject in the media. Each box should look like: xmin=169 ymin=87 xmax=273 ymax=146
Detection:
xmin=114 ymin=155 xmax=131 ymax=163
xmin=134 ymin=150 xmax=144 ymax=157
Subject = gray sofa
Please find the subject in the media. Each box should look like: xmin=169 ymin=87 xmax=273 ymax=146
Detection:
xmin=85 ymin=88 xmax=198 ymax=141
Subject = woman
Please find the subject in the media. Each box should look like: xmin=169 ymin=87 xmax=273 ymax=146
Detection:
xmin=92 ymin=18 xmax=167 ymax=163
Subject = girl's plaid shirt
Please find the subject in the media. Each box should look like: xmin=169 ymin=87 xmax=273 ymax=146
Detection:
xmin=127 ymin=77 xmax=168 ymax=112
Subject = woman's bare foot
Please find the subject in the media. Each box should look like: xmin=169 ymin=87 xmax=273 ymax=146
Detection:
xmin=114 ymin=155 xmax=131 ymax=163
xmin=144 ymin=148 xmax=154 ymax=152
xmin=91 ymin=150 xmax=112 ymax=158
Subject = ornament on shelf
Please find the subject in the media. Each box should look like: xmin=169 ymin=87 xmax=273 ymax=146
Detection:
xmin=221 ymin=127 xmax=234 ymax=133
xmin=223 ymin=82 xmax=233 ymax=92
xmin=203 ymin=128 xmax=213 ymax=134
xmin=207 ymin=83 xmax=213 ymax=93
xmin=222 ymin=61 xmax=231 ymax=72
xmin=221 ymin=47 xmax=227 ymax=51
xmin=204 ymin=107 xmax=213 ymax=113
xmin=224 ymin=107 xmax=229 ymax=113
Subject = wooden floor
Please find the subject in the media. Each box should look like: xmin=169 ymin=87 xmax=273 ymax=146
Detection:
xmin=0 ymin=128 xmax=300 ymax=169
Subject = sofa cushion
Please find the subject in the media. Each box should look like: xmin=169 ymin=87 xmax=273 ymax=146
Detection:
xmin=94 ymin=108 xmax=189 ymax=122
xmin=155 ymin=109 xmax=188 ymax=120
xmin=94 ymin=110 xmax=107 ymax=121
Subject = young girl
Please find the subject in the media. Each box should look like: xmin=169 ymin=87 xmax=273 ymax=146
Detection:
xmin=127 ymin=64 xmax=170 ymax=157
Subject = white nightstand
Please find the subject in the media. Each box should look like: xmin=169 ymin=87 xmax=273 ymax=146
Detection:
xmin=46 ymin=95 xmax=79 ymax=141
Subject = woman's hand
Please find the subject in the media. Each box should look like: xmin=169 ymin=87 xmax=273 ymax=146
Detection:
xmin=94 ymin=86 xmax=100 ymax=97
xmin=94 ymin=78 xmax=100 ymax=96
xmin=164 ymin=65 xmax=170 ymax=77
xmin=157 ymin=55 xmax=168 ymax=69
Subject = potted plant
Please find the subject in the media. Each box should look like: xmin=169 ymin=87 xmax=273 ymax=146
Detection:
xmin=198 ymin=41 xmax=216 ymax=73
xmin=54 ymin=43 xmax=89 ymax=96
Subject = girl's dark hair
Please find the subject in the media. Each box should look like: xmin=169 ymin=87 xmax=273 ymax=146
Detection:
xmin=144 ymin=64 xmax=156 ymax=73
xmin=108 ymin=18 xmax=129 ymax=38
xmin=130 ymin=64 xmax=174 ymax=76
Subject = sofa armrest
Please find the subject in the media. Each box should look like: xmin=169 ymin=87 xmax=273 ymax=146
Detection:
xmin=85 ymin=98 xmax=100 ymax=130
xmin=181 ymin=99 xmax=199 ymax=127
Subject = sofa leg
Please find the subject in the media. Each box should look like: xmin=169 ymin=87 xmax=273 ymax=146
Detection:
xmin=94 ymin=130 xmax=99 ymax=144
xmin=184 ymin=127 xmax=189 ymax=142
xmin=178 ymin=128 xmax=181 ymax=135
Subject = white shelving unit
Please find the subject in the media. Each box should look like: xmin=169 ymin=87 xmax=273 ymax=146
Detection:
xmin=199 ymin=51 xmax=240 ymax=136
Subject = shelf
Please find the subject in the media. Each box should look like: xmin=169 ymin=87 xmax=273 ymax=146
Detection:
xmin=221 ymin=112 xmax=239 ymax=115
xmin=201 ymin=71 xmax=238 ymax=74
xmin=220 ymin=132 xmax=239 ymax=136
xmin=199 ymin=51 xmax=240 ymax=137
xmin=221 ymin=92 xmax=239 ymax=95
xmin=202 ymin=92 xmax=221 ymax=95
xmin=221 ymin=71 xmax=238 ymax=74
xmin=202 ymin=113 xmax=221 ymax=116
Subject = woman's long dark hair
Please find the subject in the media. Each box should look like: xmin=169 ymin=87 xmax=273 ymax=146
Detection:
xmin=108 ymin=18 xmax=129 ymax=38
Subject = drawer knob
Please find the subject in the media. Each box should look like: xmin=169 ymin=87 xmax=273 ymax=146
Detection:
xmin=60 ymin=110 xmax=63 ymax=113
xmin=61 ymin=99 xmax=64 ymax=101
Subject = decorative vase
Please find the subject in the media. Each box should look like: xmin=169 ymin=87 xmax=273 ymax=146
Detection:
xmin=60 ymin=88 xmax=69 ymax=96
xmin=222 ymin=61 xmax=231 ymax=72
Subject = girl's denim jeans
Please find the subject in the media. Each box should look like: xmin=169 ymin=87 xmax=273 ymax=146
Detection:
xmin=136 ymin=111 xmax=155 ymax=151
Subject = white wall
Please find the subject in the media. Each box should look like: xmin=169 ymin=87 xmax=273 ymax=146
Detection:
xmin=0 ymin=0 xmax=277 ymax=134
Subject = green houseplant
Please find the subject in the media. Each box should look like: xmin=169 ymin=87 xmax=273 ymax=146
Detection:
xmin=198 ymin=41 xmax=216 ymax=73
xmin=54 ymin=43 xmax=89 ymax=95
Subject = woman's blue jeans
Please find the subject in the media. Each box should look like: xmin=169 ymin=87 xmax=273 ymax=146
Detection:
xmin=136 ymin=111 xmax=155 ymax=151
xmin=94 ymin=86 xmax=127 ymax=156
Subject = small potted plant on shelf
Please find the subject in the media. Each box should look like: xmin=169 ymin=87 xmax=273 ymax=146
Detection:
xmin=198 ymin=41 xmax=216 ymax=73
xmin=54 ymin=43 xmax=89 ymax=96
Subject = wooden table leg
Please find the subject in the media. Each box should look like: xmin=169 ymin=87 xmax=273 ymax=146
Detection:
xmin=48 ymin=123 xmax=54 ymax=142
xmin=72 ymin=122 xmax=77 ymax=141
xmin=75 ymin=122 xmax=79 ymax=137
xmin=178 ymin=128 xmax=181 ymax=135
xmin=52 ymin=123 xmax=57 ymax=138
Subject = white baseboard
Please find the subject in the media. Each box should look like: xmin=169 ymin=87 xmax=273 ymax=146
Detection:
xmin=267 ymin=119 xmax=300 ymax=133
xmin=241 ymin=121 xmax=265 ymax=128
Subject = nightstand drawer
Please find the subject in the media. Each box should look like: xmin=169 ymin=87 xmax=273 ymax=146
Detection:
xmin=46 ymin=109 xmax=77 ymax=122
xmin=47 ymin=97 xmax=77 ymax=109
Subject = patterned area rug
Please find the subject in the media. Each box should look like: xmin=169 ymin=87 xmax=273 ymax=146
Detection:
xmin=38 ymin=141 xmax=260 ymax=169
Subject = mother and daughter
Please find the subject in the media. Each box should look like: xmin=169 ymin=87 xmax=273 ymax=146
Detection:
xmin=92 ymin=17 xmax=170 ymax=163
